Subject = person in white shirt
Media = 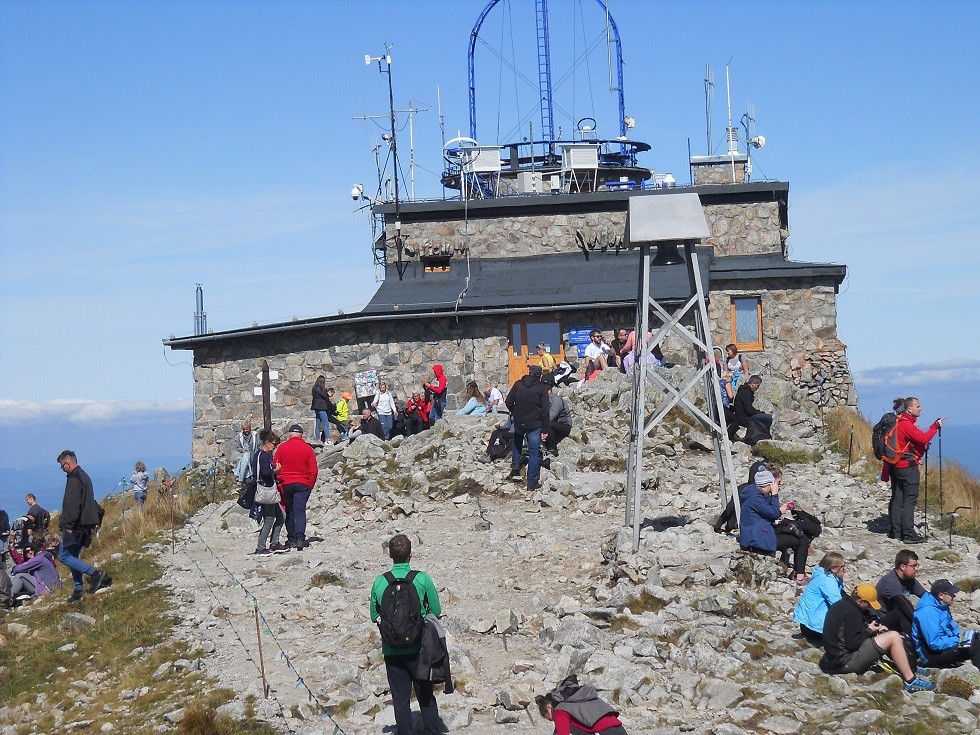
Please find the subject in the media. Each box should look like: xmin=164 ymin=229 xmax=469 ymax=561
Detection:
xmin=584 ymin=330 xmax=611 ymax=378
xmin=371 ymin=382 xmax=398 ymax=440
xmin=484 ymin=382 xmax=503 ymax=416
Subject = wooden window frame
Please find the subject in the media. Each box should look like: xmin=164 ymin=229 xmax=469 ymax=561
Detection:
xmin=729 ymin=296 xmax=763 ymax=351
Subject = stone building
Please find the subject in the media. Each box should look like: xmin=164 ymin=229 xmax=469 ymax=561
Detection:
xmin=166 ymin=168 xmax=855 ymax=463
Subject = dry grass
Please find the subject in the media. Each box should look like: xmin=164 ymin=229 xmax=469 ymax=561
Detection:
xmin=824 ymin=407 xmax=980 ymax=531
xmin=0 ymin=467 xmax=279 ymax=735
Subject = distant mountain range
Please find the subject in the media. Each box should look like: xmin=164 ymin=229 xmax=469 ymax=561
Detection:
xmin=0 ymin=455 xmax=190 ymax=515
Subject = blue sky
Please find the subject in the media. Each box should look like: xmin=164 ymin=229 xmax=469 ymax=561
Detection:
xmin=1 ymin=1 xmax=978 ymax=474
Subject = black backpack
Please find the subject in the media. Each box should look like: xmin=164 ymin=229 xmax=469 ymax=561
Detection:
xmin=38 ymin=508 xmax=51 ymax=531
xmin=792 ymin=508 xmax=822 ymax=539
xmin=487 ymin=428 xmax=513 ymax=461
xmin=0 ymin=509 xmax=9 ymax=535
xmin=872 ymin=412 xmax=909 ymax=464
xmin=379 ymin=570 xmax=424 ymax=649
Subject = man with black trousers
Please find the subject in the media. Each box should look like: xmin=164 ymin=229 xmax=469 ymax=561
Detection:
xmin=883 ymin=397 xmax=943 ymax=543
xmin=506 ymin=364 xmax=550 ymax=491
xmin=56 ymin=450 xmax=111 ymax=603
xmin=369 ymin=534 xmax=444 ymax=735
xmin=732 ymin=374 xmax=772 ymax=444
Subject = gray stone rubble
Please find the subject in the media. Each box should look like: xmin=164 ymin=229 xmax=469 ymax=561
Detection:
xmin=150 ymin=369 xmax=978 ymax=733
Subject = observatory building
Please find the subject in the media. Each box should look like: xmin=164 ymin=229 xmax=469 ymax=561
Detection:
xmin=166 ymin=2 xmax=855 ymax=462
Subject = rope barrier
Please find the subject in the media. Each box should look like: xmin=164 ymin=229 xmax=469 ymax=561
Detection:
xmin=180 ymin=510 xmax=351 ymax=735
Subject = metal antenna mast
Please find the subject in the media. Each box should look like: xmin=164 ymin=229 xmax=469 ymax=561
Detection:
xmin=353 ymin=102 xmax=428 ymax=201
xmin=534 ymin=0 xmax=555 ymax=156
xmin=365 ymin=45 xmax=407 ymax=280
xmin=624 ymin=194 xmax=739 ymax=551
xmin=704 ymin=64 xmax=714 ymax=154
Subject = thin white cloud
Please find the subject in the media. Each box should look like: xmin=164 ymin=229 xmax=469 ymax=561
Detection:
xmin=0 ymin=399 xmax=191 ymax=427
xmin=855 ymin=358 xmax=980 ymax=387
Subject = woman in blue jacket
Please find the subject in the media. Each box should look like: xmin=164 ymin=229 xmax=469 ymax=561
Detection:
xmin=912 ymin=579 xmax=980 ymax=668
xmin=738 ymin=469 xmax=789 ymax=554
xmin=793 ymin=552 xmax=846 ymax=639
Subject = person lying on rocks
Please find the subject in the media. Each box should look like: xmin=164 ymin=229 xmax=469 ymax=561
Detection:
xmin=794 ymin=552 xmax=846 ymax=642
xmin=875 ymin=549 xmax=926 ymax=636
xmin=821 ymin=584 xmax=932 ymax=693
xmin=912 ymin=579 xmax=980 ymax=670
xmin=535 ymin=676 xmax=628 ymax=735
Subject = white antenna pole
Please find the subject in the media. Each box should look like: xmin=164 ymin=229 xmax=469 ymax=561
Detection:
xmin=726 ymin=65 xmax=736 ymax=183
xmin=704 ymin=63 xmax=713 ymax=155
xmin=408 ymin=105 xmax=416 ymax=201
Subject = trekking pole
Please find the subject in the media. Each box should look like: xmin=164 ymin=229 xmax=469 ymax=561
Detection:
xmin=254 ymin=599 xmax=269 ymax=698
xmin=937 ymin=425 xmax=944 ymax=517
xmin=847 ymin=427 xmax=854 ymax=475
xmin=922 ymin=447 xmax=929 ymax=538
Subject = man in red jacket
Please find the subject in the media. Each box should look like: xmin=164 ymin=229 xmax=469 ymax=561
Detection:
xmin=273 ymin=424 xmax=318 ymax=550
xmin=887 ymin=397 xmax=944 ymax=544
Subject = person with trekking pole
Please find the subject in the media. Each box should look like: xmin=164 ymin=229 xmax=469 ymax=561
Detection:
xmin=883 ymin=397 xmax=944 ymax=544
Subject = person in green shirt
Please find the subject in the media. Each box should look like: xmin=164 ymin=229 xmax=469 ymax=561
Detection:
xmin=369 ymin=534 xmax=443 ymax=735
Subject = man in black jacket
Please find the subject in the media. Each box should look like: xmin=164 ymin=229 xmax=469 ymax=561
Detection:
xmin=505 ymin=365 xmax=550 ymax=490
xmin=732 ymin=374 xmax=772 ymax=444
xmin=821 ymin=584 xmax=931 ymax=692
xmin=57 ymin=450 xmax=111 ymax=603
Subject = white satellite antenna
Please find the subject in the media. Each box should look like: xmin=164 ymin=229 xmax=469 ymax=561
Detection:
xmin=704 ymin=64 xmax=714 ymax=155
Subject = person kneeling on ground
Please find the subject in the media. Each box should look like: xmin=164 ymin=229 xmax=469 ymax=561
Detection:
xmin=912 ymin=578 xmax=980 ymax=669
xmin=821 ymin=584 xmax=932 ymax=692
xmin=793 ymin=552 xmax=846 ymax=641
xmin=536 ymin=676 xmax=628 ymax=735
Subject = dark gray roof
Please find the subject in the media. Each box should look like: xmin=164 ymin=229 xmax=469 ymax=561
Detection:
xmin=165 ymin=250 xmax=844 ymax=349
xmin=362 ymin=249 xmax=711 ymax=315
xmin=710 ymin=253 xmax=846 ymax=282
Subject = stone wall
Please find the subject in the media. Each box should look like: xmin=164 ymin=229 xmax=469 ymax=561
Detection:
xmin=705 ymin=280 xmax=857 ymax=409
xmin=388 ymin=201 xmax=782 ymax=262
xmin=188 ymin=280 xmax=854 ymax=463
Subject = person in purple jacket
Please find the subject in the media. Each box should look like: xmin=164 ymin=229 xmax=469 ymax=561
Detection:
xmin=9 ymin=541 xmax=61 ymax=600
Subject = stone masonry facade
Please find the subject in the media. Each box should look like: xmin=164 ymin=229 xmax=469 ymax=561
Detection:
xmin=390 ymin=201 xmax=784 ymax=263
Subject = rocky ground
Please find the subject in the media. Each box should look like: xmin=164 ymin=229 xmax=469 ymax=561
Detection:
xmin=158 ymin=369 xmax=980 ymax=735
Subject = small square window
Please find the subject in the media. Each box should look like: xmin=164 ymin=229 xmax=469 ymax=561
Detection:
xmin=422 ymin=256 xmax=451 ymax=272
xmin=730 ymin=296 xmax=763 ymax=351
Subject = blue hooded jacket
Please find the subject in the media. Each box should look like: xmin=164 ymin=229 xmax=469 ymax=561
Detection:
xmin=738 ymin=482 xmax=781 ymax=551
xmin=913 ymin=592 xmax=961 ymax=661
xmin=793 ymin=566 xmax=844 ymax=633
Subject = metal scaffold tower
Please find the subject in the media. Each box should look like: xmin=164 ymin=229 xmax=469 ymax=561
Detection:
xmin=624 ymin=194 xmax=739 ymax=551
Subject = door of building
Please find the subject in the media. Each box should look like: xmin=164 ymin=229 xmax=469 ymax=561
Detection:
xmin=507 ymin=319 xmax=565 ymax=387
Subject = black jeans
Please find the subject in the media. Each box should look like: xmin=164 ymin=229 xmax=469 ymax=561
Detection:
xmin=384 ymin=653 xmax=441 ymax=735
xmin=545 ymin=421 xmax=572 ymax=452
xmin=776 ymin=532 xmax=809 ymax=575
xmin=890 ymin=464 xmax=920 ymax=537
xmin=921 ymin=640 xmax=980 ymax=669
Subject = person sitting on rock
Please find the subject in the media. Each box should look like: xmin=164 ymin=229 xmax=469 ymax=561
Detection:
xmin=737 ymin=469 xmax=788 ymax=557
xmin=731 ymin=375 xmax=772 ymax=445
xmin=9 ymin=540 xmax=61 ymax=602
xmin=404 ymin=391 xmax=431 ymax=435
xmin=357 ymin=408 xmax=385 ymax=440
xmin=457 ymin=381 xmax=489 ymax=416
xmin=793 ymin=552 xmax=846 ymax=641
xmin=713 ymin=460 xmax=769 ymax=534
xmin=821 ymin=584 xmax=932 ymax=693
xmin=535 ymin=676 xmax=628 ymax=735
xmin=875 ymin=549 xmax=926 ymax=636
xmin=544 ymin=383 xmax=573 ymax=457
xmin=912 ymin=579 xmax=980 ymax=669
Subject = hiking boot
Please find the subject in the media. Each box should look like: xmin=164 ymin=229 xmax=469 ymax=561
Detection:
xmin=68 ymin=590 xmax=84 ymax=603
xmin=253 ymin=548 xmax=274 ymax=557
xmin=903 ymin=676 xmax=933 ymax=693
xmin=507 ymin=465 xmax=521 ymax=480
xmin=270 ymin=543 xmax=290 ymax=554
xmin=88 ymin=570 xmax=112 ymax=593
xmin=902 ymin=533 xmax=927 ymax=544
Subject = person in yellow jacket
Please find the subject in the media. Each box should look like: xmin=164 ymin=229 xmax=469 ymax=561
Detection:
xmin=536 ymin=342 xmax=557 ymax=378
xmin=333 ymin=390 xmax=351 ymax=441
